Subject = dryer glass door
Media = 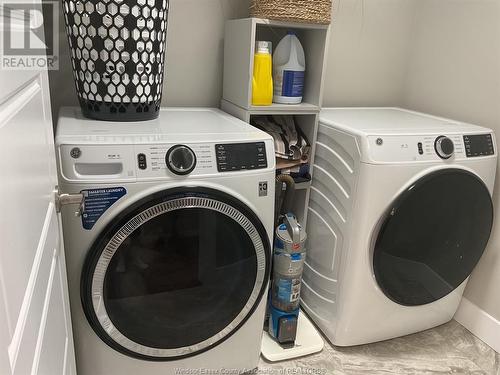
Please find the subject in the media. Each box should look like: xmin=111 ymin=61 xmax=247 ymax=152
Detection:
xmin=81 ymin=188 xmax=270 ymax=360
xmin=373 ymin=169 xmax=493 ymax=306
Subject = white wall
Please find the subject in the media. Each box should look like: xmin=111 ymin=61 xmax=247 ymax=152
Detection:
xmin=402 ymin=0 xmax=500 ymax=324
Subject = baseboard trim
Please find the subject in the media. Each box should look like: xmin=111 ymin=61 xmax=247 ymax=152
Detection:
xmin=454 ymin=297 xmax=500 ymax=353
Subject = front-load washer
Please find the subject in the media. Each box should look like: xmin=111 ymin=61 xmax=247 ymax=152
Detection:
xmin=56 ymin=107 xmax=275 ymax=374
xmin=301 ymin=107 xmax=496 ymax=346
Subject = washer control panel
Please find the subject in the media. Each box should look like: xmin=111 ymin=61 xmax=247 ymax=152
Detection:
xmin=58 ymin=139 xmax=274 ymax=182
xmin=464 ymin=134 xmax=495 ymax=157
xmin=215 ymin=142 xmax=267 ymax=172
xmin=133 ymin=141 xmax=271 ymax=178
xmin=135 ymin=143 xmax=214 ymax=177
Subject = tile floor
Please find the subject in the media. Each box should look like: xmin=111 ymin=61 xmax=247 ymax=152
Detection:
xmin=258 ymin=320 xmax=500 ymax=375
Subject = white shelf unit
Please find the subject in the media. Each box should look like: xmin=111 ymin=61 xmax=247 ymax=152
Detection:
xmin=221 ymin=17 xmax=331 ymax=225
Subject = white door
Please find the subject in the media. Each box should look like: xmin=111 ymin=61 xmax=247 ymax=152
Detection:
xmin=0 ymin=2 xmax=77 ymax=375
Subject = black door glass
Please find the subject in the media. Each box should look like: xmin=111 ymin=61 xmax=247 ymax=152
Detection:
xmin=373 ymin=169 xmax=493 ymax=306
xmin=103 ymin=207 xmax=257 ymax=349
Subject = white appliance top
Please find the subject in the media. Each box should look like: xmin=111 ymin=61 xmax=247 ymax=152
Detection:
xmin=56 ymin=107 xmax=269 ymax=144
xmin=320 ymin=107 xmax=492 ymax=136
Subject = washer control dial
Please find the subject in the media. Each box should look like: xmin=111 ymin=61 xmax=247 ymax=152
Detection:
xmin=166 ymin=145 xmax=196 ymax=175
xmin=434 ymin=136 xmax=455 ymax=159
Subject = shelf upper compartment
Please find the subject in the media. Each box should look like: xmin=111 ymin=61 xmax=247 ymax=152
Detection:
xmin=222 ymin=17 xmax=330 ymax=111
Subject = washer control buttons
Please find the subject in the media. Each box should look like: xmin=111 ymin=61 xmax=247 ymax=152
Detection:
xmin=434 ymin=136 xmax=455 ymax=159
xmin=70 ymin=147 xmax=81 ymax=159
xmin=137 ymin=153 xmax=147 ymax=170
xmin=166 ymin=145 xmax=197 ymax=175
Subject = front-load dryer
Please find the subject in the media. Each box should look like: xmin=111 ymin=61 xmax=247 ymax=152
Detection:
xmin=56 ymin=107 xmax=275 ymax=374
xmin=301 ymin=107 xmax=496 ymax=346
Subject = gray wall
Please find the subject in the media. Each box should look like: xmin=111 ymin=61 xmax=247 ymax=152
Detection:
xmin=161 ymin=0 xmax=248 ymax=106
xmin=323 ymin=0 xmax=417 ymax=107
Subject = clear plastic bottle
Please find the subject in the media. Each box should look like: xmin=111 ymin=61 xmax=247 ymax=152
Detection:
xmin=273 ymin=32 xmax=306 ymax=104
xmin=252 ymin=41 xmax=273 ymax=106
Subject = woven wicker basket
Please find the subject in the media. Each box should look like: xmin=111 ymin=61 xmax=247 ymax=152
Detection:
xmin=250 ymin=0 xmax=332 ymax=25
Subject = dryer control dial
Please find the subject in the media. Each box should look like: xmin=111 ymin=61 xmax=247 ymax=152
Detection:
xmin=166 ymin=145 xmax=197 ymax=175
xmin=434 ymin=136 xmax=455 ymax=159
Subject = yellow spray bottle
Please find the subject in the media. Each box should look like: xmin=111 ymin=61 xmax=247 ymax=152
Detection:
xmin=252 ymin=41 xmax=273 ymax=106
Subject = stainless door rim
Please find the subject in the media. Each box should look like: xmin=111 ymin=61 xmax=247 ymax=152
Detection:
xmin=90 ymin=195 xmax=267 ymax=358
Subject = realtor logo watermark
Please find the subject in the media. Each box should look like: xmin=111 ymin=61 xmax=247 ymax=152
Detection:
xmin=1 ymin=1 xmax=59 ymax=70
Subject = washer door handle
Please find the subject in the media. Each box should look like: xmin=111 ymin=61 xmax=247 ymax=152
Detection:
xmin=55 ymin=186 xmax=85 ymax=215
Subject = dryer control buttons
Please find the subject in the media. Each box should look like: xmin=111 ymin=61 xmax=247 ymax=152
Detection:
xmin=166 ymin=145 xmax=197 ymax=175
xmin=434 ymin=136 xmax=455 ymax=159
xmin=216 ymin=142 xmax=267 ymax=172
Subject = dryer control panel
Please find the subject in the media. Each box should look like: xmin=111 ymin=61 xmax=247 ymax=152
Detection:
xmin=366 ymin=133 xmax=496 ymax=163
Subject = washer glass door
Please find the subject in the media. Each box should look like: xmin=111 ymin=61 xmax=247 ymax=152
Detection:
xmin=373 ymin=169 xmax=493 ymax=306
xmin=81 ymin=188 xmax=270 ymax=360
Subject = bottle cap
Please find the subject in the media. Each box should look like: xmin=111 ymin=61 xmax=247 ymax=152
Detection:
xmin=255 ymin=41 xmax=271 ymax=54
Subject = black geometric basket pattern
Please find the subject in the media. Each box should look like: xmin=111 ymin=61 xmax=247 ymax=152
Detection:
xmin=62 ymin=0 xmax=168 ymax=121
